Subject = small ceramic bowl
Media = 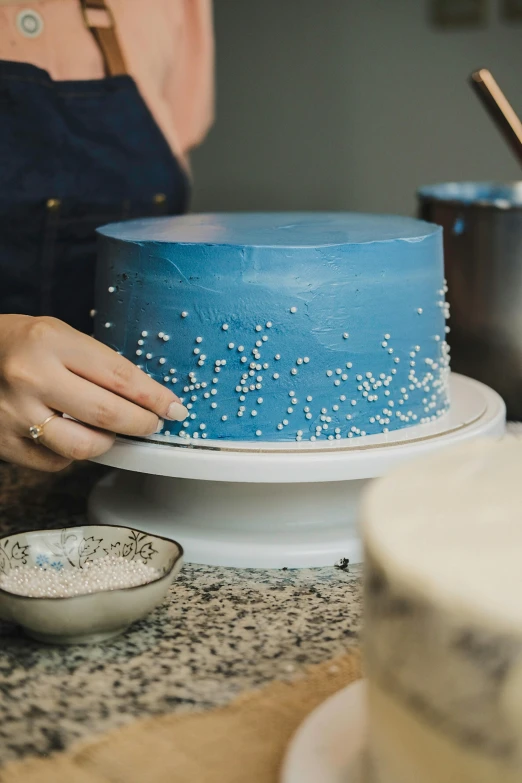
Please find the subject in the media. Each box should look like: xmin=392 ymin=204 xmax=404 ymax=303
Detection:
xmin=0 ymin=524 xmax=183 ymax=645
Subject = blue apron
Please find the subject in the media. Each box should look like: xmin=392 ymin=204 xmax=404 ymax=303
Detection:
xmin=0 ymin=1 xmax=188 ymax=334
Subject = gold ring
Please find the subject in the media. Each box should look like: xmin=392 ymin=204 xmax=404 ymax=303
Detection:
xmin=29 ymin=413 xmax=60 ymax=441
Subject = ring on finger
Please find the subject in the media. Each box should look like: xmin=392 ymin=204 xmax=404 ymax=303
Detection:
xmin=29 ymin=412 xmax=62 ymax=442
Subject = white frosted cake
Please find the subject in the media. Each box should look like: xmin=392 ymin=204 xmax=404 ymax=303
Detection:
xmin=360 ymin=437 xmax=522 ymax=783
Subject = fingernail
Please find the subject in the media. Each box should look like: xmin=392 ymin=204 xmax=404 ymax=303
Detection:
xmin=155 ymin=418 xmax=164 ymax=433
xmin=166 ymin=402 xmax=189 ymax=422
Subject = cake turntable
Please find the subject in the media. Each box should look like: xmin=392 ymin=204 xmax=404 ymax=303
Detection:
xmin=89 ymin=374 xmax=505 ymax=568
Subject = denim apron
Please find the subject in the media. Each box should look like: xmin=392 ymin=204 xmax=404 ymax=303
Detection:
xmin=0 ymin=0 xmax=188 ymax=334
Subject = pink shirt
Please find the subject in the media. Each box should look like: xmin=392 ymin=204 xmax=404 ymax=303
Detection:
xmin=0 ymin=0 xmax=214 ymax=167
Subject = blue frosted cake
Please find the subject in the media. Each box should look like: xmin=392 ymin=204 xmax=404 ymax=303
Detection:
xmin=94 ymin=213 xmax=450 ymax=442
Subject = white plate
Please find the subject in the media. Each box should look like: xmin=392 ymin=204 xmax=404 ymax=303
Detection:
xmin=281 ymin=679 xmax=367 ymax=783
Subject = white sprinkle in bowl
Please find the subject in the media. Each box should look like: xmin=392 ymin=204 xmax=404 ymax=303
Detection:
xmin=0 ymin=525 xmax=183 ymax=645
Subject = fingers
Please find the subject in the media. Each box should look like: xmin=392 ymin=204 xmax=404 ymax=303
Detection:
xmin=37 ymin=416 xmax=116 ymax=461
xmin=43 ymin=369 xmax=165 ymax=436
xmin=0 ymin=434 xmax=72 ymax=473
xmin=56 ymin=327 xmax=188 ymax=421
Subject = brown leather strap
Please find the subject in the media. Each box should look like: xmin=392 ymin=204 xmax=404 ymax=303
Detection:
xmin=80 ymin=0 xmax=128 ymax=77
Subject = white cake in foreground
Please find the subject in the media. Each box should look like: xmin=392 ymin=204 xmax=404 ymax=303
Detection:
xmin=361 ymin=437 xmax=522 ymax=783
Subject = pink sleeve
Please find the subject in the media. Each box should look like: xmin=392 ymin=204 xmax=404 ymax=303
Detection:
xmin=167 ymin=0 xmax=215 ymax=153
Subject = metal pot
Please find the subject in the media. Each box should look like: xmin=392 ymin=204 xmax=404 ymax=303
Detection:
xmin=418 ymin=182 xmax=522 ymax=419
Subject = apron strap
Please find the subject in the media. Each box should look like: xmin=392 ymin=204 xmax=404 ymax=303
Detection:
xmin=80 ymin=0 xmax=128 ymax=77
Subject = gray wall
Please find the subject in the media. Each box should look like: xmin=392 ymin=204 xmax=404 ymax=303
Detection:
xmin=191 ymin=0 xmax=522 ymax=216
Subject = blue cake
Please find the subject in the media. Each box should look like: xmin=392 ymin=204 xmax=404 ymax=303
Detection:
xmin=94 ymin=213 xmax=450 ymax=442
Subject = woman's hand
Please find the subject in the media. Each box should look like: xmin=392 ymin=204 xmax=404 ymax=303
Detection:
xmin=0 ymin=315 xmax=188 ymax=472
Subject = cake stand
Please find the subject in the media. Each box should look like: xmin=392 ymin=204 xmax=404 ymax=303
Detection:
xmin=281 ymin=680 xmax=367 ymax=783
xmin=89 ymin=374 xmax=505 ymax=568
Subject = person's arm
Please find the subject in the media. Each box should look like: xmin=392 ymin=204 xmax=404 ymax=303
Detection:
xmin=0 ymin=315 xmax=188 ymax=471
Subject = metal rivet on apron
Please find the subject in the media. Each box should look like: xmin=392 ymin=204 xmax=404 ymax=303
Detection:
xmin=16 ymin=9 xmax=44 ymax=38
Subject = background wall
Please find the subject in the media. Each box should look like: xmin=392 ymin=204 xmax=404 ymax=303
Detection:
xmin=191 ymin=0 xmax=522 ymax=216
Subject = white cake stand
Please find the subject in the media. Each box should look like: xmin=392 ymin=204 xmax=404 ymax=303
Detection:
xmin=89 ymin=374 xmax=505 ymax=568
xmin=281 ymin=680 xmax=367 ymax=783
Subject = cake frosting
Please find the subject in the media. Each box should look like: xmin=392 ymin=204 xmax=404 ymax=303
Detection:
xmin=94 ymin=212 xmax=449 ymax=442
xmin=361 ymin=437 xmax=522 ymax=783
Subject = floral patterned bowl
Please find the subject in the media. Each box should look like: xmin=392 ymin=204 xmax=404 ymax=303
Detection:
xmin=0 ymin=525 xmax=183 ymax=645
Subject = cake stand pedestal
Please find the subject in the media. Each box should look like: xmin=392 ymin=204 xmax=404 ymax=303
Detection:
xmin=89 ymin=374 xmax=505 ymax=568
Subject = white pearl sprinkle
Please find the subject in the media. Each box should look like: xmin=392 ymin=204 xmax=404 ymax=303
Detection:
xmin=417 ymin=308 xmax=423 ymax=314
xmin=275 ymin=354 xmax=281 ymax=360
xmin=0 ymin=554 xmax=162 ymax=598
xmin=222 ymin=324 xmax=229 ymax=331
xmin=256 ymin=429 xmax=262 ymax=436
xmin=326 ymin=370 xmax=333 ymax=377
xmin=228 ymin=342 xmax=235 ymax=349
xmin=291 ymin=368 xmax=298 ymax=375
xmin=290 ymin=306 xmax=297 ymax=313
xmin=306 ymin=395 xmax=313 ymax=402
xmin=257 ymin=397 xmax=263 ymax=404
xmin=238 ymin=345 xmax=244 ymax=352
xmin=159 ymin=358 xmax=166 ymax=365
xmin=105 ymin=322 xmax=111 ymax=329
xmin=136 ymin=349 xmax=142 ymax=356
xmin=266 ymin=321 xmax=272 ymax=328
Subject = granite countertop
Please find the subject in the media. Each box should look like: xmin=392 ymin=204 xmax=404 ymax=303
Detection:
xmin=0 ymin=462 xmax=362 ymax=766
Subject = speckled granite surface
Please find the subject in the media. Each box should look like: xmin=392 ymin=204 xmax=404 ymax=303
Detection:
xmin=0 ymin=462 xmax=362 ymax=765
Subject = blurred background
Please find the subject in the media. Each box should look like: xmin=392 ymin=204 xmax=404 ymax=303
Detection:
xmin=191 ymin=0 xmax=522 ymax=216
